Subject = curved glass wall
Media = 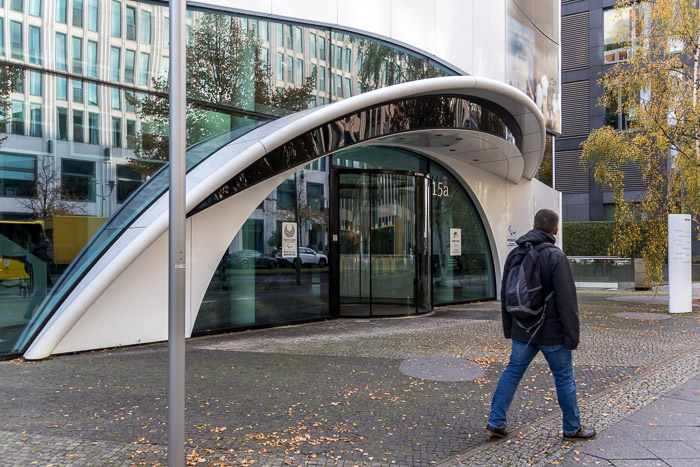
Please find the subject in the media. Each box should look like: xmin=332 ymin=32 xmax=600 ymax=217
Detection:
xmin=430 ymin=164 xmax=495 ymax=303
xmin=193 ymin=146 xmax=494 ymax=334
xmin=0 ymin=1 xmax=456 ymax=357
xmin=193 ymin=158 xmax=330 ymax=334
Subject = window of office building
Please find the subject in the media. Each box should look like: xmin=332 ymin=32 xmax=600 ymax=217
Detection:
xmin=56 ymin=0 xmax=67 ymax=23
xmin=72 ymin=79 xmax=83 ymax=103
xmin=0 ymin=153 xmax=35 ymax=198
xmin=29 ymin=103 xmax=41 ymax=137
xmin=141 ymin=11 xmax=151 ymax=44
xmin=73 ymin=0 xmax=83 ymax=28
xmin=126 ymin=6 xmax=136 ymax=41
xmin=111 ymin=88 xmax=120 ymax=110
xmin=0 ymin=19 xmax=4 ymax=57
xmin=125 ymin=49 xmax=135 ymax=83
xmin=276 ymin=52 xmax=283 ymax=80
xmin=72 ymin=36 xmax=83 ymax=74
xmin=87 ymin=41 xmax=97 ymax=78
xmin=284 ymin=24 xmax=292 ymax=49
xmin=111 ymin=0 xmax=121 ymax=38
xmin=29 ymin=0 xmax=41 ymax=16
xmin=56 ymin=76 xmax=67 ymax=100
xmin=310 ymin=32 xmax=317 ymax=58
xmin=126 ymin=119 xmax=136 ymax=149
xmin=116 ymin=164 xmax=144 ymax=203
xmin=29 ymin=70 xmax=41 ymax=96
xmin=61 ymin=158 xmax=95 ymax=201
xmin=73 ymin=110 xmax=84 ymax=143
xmin=11 ymin=100 xmax=23 ymax=135
xmin=10 ymin=21 xmax=23 ymax=60
xmin=138 ymin=52 xmax=149 ymax=85
xmin=163 ymin=17 xmax=169 ymax=48
xmin=87 ymin=82 xmax=97 ymax=105
xmin=88 ymin=0 xmax=98 ymax=31
xmin=160 ymin=56 xmax=169 ymax=80
xmin=11 ymin=0 xmax=23 ymax=12
xmin=88 ymin=112 xmax=99 ymax=144
xmin=319 ymin=36 xmax=326 ymax=61
xmin=294 ymin=26 xmax=303 ymax=52
xmin=29 ymin=29 xmax=41 ymax=62
xmin=286 ymin=55 xmax=293 ymax=81
xmin=56 ymin=107 xmax=68 ymax=140
xmin=55 ymin=33 xmax=67 ymax=70
xmin=275 ymin=22 xmax=282 ymax=47
xmin=605 ymin=86 xmax=637 ymax=130
xmin=109 ymin=46 xmax=120 ymax=81
xmin=604 ymin=4 xmax=645 ymax=63
xmin=125 ymin=90 xmax=135 ymax=112
xmin=111 ymin=117 xmax=121 ymax=147
xmin=295 ymin=58 xmax=303 ymax=85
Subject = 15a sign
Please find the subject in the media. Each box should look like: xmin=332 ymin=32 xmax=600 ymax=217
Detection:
xmin=432 ymin=180 xmax=449 ymax=197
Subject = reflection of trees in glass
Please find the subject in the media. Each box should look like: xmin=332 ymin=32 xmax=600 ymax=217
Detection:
xmin=18 ymin=157 xmax=85 ymax=220
xmin=350 ymin=37 xmax=447 ymax=92
xmin=0 ymin=65 xmax=24 ymax=147
xmin=127 ymin=14 xmax=315 ymax=177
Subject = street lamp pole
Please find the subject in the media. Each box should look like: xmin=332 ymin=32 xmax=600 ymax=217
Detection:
xmin=168 ymin=0 xmax=186 ymax=465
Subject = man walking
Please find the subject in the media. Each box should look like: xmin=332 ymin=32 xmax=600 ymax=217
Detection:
xmin=486 ymin=209 xmax=596 ymax=441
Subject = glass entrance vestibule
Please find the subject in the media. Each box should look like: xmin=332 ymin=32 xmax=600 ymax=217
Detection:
xmin=192 ymin=146 xmax=496 ymax=335
xmin=333 ymin=171 xmax=431 ymax=317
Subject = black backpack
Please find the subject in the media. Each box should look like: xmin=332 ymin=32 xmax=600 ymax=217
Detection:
xmin=504 ymin=242 xmax=554 ymax=335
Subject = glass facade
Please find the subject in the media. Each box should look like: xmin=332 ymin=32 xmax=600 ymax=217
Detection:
xmin=193 ymin=145 xmax=495 ymax=335
xmin=0 ymin=1 xmax=514 ymax=358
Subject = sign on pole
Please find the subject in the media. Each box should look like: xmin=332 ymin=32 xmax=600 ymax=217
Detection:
xmin=668 ymin=214 xmax=692 ymax=314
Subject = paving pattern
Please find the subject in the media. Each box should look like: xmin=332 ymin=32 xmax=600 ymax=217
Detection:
xmin=0 ymin=290 xmax=698 ymax=466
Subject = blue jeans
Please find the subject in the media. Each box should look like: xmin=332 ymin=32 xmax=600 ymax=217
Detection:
xmin=488 ymin=340 xmax=581 ymax=434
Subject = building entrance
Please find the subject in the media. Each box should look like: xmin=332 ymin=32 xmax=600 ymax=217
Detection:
xmin=331 ymin=170 xmax=431 ymax=317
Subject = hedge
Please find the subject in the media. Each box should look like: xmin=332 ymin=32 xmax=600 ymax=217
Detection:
xmin=562 ymin=222 xmax=616 ymax=256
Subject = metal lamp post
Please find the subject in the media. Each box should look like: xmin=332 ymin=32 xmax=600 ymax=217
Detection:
xmin=168 ymin=0 xmax=186 ymax=465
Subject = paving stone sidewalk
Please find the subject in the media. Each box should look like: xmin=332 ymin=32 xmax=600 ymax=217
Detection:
xmin=0 ymin=289 xmax=698 ymax=466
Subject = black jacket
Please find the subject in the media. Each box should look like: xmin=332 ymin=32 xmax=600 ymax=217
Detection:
xmin=501 ymin=229 xmax=580 ymax=350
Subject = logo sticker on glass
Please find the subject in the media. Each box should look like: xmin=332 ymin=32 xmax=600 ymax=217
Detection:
xmin=450 ymin=228 xmax=461 ymax=256
xmin=282 ymin=222 xmax=298 ymax=258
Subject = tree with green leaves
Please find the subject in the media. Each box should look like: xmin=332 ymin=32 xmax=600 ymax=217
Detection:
xmin=127 ymin=13 xmax=315 ymax=177
xmin=581 ymin=0 xmax=700 ymax=285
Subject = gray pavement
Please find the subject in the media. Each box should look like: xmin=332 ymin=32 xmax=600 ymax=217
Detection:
xmin=0 ymin=289 xmax=698 ymax=466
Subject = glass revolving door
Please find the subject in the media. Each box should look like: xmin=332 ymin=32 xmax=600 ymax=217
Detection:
xmin=334 ymin=170 xmax=430 ymax=317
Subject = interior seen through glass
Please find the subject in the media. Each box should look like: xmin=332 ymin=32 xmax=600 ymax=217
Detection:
xmin=193 ymin=146 xmax=495 ymax=334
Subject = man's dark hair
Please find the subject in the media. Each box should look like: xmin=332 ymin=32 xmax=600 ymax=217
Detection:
xmin=534 ymin=209 xmax=559 ymax=234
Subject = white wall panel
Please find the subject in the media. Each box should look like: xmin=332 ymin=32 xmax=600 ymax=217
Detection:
xmin=271 ymin=0 xmax=338 ymax=25
xmin=337 ymin=0 xmax=391 ymax=38
xmin=389 ymin=0 xmax=436 ymax=56
xmin=471 ymin=0 xmax=506 ymax=80
xmin=435 ymin=0 xmax=473 ymax=75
